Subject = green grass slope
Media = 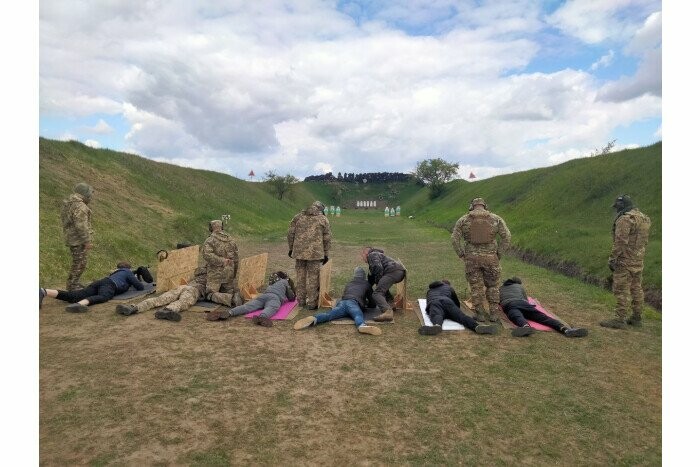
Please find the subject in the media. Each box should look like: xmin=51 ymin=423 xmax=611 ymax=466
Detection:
xmin=39 ymin=138 xmax=317 ymax=285
xmin=302 ymin=179 xmax=422 ymax=207
xmin=401 ymin=142 xmax=662 ymax=301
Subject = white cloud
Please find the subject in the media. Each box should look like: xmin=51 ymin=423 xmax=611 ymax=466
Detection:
xmin=84 ymin=139 xmax=101 ymax=148
xmin=58 ymin=132 xmax=76 ymax=141
xmin=39 ymin=1 xmax=662 ymax=178
xmin=84 ymin=119 xmax=113 ymax=134
xmin=591 ymin=50 xmax=615 ymax=70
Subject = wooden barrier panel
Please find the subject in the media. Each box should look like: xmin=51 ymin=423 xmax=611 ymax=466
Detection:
xmin=155 ymin=245 xmax=200 ymax=293
xmin=318 ymin=259 xmax=334 ymax=308
xmin=394 ymin=276 xmax=414 ymax=311
xmin=238 ymin=253 xmax=268 ymax=300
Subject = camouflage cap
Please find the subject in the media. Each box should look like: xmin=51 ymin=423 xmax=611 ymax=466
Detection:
xmin=74 ymin=182 xmax=94 ymax=199
xmin=469 ymin=197 xmax=487 ymax=211
xmin=312 ymin=200 xmax=326 ymax=212
xmin=209 ymin=219 xmax=223 ymax=230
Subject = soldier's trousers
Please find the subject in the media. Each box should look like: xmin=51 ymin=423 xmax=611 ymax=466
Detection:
xmin=136 ymin=285 xmax=199 ymax=313
xmin=612 ymin=264 xmax=644 ymax=319
xmin=206 ymin=268 xmax=238 ymax=306
xmin=373 ymin=269 xmax=406 ymax=312
xmin=66 ymin=244 xmax=89 ymax=291
xmin=295 ymin=259 xmax=322 ymax=306
xmin=464 ymin=254 xmax=501 ymax=313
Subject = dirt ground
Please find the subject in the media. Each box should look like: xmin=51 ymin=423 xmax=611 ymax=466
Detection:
xmin=40 ymin=233 xmax=661 ymax=465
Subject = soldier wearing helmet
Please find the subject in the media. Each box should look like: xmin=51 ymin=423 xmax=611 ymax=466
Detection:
xmin=600 ymin=195 xmax=651 ymax=329
xmin=61 ymin=182 xmax=95 ymax=291
xmin=451 ymin=197 xmax=511 ymax=322
xmin=287 ymin=201 xmax=332 ymax=310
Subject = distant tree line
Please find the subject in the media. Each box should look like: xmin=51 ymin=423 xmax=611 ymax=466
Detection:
xmin=304 ymin=172 xmax=413 ymax=183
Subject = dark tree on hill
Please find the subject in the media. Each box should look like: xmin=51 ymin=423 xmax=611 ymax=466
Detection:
xmin=265 ymin=171 xmax=300 ymax=200
xmin=414 ymin=158 xmax=460 ymax=199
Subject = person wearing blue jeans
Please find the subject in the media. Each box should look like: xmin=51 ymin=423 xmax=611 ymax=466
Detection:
xmin=294 ymin=266 xmax=381 ymax=335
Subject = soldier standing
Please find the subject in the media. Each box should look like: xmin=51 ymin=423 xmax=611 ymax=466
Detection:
xmin=600 ymin=195 xmax=651 ymax=329
xmin=451 ymin=197 xmax=511 ymax=322
xmin=202 ymin=220 xmax=240 ymax=306
xmin=61 ymin=182 xmax=94 ymax=291
xmin=287 ymin=201 xmax=331 ymax=310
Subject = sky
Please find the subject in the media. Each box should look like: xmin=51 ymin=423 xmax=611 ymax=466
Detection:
xmin=38 ymin=0 xmax=661 ymax=181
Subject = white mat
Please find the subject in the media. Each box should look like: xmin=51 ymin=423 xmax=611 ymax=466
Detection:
xmin=417 ymin=299 xmax=465 ymax=331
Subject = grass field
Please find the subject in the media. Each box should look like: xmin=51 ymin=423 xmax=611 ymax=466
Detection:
xmin=40 ymin=210 xmax=661 ymax=465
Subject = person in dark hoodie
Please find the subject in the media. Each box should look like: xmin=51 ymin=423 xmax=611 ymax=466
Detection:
xmin=362 ymin=246 xmax=406 ymax=322
xmin=40 ymin=261 xmax=145 ymax=312
xmin=207 ymin=271 xmax=296 ymax=327
xmin=419 ymin=279 xmax=500 ymax=335
xmin=294 ymin=266 xmax=381 ymax=335
xmin=499 ymin=277 xmax=588 ymax=337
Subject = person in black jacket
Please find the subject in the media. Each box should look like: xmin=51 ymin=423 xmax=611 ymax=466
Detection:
xmin=419 ymin=279 xmax=500 ymax=335
xmin=40 ymin=261 xmax=146 ymax=312
xmin=294 ymin=266 xmax=381 ymax=335
xmin=362 ymin=247 xmax=406 ymax=322
xmin=499 ymin=277 xmax=588 ymax=337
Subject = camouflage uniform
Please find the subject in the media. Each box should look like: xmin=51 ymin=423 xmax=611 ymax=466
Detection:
xmin=135 ymin=267 xmax=208 ymax=313
xmin=61 ymin=183 xmax=94 ymax=291
xmin=202 ymin=222 xmax=240 ymax=304
xmin=287 ymin=201 xmax=331 ymax=307
xmin=451 ymin=198 xmax=511 ymax=320
xmin=609 ymin=205 xmax=651 ymax=322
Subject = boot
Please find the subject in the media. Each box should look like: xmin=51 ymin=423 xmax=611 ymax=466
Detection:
xmin=418 ymin=325 xmax=442 ymax=335
xmin=512 ymin=325 xmax=536 ymax=337
xmin=116 ymin=304 xmax=138 ymax=316
xmin=626 ymin=314 xmax=642 ymax=327
xmin=294 ymin=316 xmax=316 ymax=330
xmin=206 ymin=309 xmax=230 ymax=321
xmin=252 ymin=316 xmax=273 ymax=327
xmin=233 ymin=292 xmax=244 ymax=307
xmin=374 ymin=308 xmax=394 ymax=322
xmin=488 ymin=313 xmax=500 ymax=323
xmin=600 ymin=318 xmax=627 ymax=329
xmin=65 ymin=303 xmax=89 ymax=313
xmin=358 ymin=324 xmax=382 ymax=335
xmin=474 ymin=310 xmax=487 ymax=322
xmin=475 ymin=324 xmax=499 ymax=335
xmin=563 ymin=327 xmax=588 ymax=337
xmin=155 ymin=308 xmax=182 ymax=322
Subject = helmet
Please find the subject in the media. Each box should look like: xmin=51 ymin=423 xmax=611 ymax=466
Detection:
xmin=469 ymin=197 xmax=488 ymax=211
xmin=611 ymin=194 xmax=635 ymax=212
xmin=209 ymin=219 xmax=222 ymax=232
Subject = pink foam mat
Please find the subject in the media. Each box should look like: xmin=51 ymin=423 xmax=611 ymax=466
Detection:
xmin=500 ymin=297 xmax=566 ymax=331
xmin=244 ymin=299 xmax=298 ymax=320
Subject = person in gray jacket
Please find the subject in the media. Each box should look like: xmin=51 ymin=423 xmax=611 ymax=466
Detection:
xmin=362 ymin=247 xmax=406 ymax=322
xmin=207 ymin=271 xmax=296 ymax=327
xmin=499 ymin=277 xmax=588 ymax=337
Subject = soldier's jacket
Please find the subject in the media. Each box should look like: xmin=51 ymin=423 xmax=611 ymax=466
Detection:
xmin=611 ymin=208 xmax=651 ymax=267
xmin=61 ymin=193 xmax=93 ymax=246
xmin=287 ymin=204 xmax=332 ymax=260
xmin=188 ymin=266 xmax=208 ymax=298
xmin=202 ymin=231 xmax=239 ymax=277
xmin=366 ymin=248 xmax=405 ymax=284
xmin=451 ymin=209 xmax=511 ymax=257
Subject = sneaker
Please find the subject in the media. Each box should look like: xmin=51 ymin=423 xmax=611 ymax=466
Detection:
xmin=512 ymin=326 xmax=536 ymax=337
xmin=306 ymin=304 xmax=319 ymax=311
xmin=252 ymin=316 xmax=273 ymax=327
xmin=475 ymin=324 xmax=499 ymax=335
xmin=418 ymin=325 xmax=442 ymax=335
xmin=155 ymin=309 xmax=182 ymax=322
xmin=564 ymin=327 xmax=588 ymax=337
xmin=294 ymin=316 xmax=316 ymax=330
xmin=600 ymin=318 xmax=627 ymax=329
xmin=116 ymin=304 xmax=138 ymax=316
xmin=65 ymin=303 xmax=89 ymax=313
xmin=358 ymin=324 xmax=382 ymax=336
xmin=40 ymin=288 xmax=46 ymax=309
xmin=626 ymin=315 xmax=642 ymax=327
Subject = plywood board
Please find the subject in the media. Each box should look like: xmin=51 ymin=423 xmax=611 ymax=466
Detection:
xmin=393 ymin=258 xmax=413 ymax=311
xmin=318 ymin=259 xmax=333 ymax=308
xmin=238 ymin=253 xmax=268 ymax=300
xmin=155 ymin=245 xmax=200 ymax=293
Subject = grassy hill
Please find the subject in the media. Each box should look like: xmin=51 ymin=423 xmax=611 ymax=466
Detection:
xmin=39 ymin=138 xmax=317 ymax=284
xmin=302 ymin=179 xmax=422 ymax=208
xmin=401 ymin=142 xmax=662 ymax=306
